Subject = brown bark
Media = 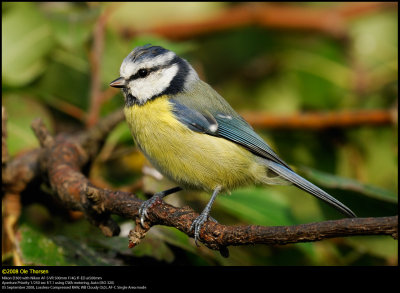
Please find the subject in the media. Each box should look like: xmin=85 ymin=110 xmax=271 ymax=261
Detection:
xmin=121 ymin=2 xmax=397 ymax=40
xmin=241 ymin=109 xmax=397 ymax=130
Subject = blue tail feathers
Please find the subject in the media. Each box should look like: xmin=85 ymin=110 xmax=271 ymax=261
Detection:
xmin=267 ymin=161 xmax=356 ymax=218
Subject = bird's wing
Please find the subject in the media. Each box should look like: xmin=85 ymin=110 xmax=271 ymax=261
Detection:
xmin=170 ymin=98 xmax=293 ymax=171
xmin=170 ymin=99 xmax=218 ymax=134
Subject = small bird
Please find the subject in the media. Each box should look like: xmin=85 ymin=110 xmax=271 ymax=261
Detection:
xmin=110 ymin=45 xmax=356 ymax=245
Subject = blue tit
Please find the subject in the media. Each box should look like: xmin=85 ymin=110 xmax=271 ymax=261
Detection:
xmin=110 ymin=45 xmax=356 ymax=245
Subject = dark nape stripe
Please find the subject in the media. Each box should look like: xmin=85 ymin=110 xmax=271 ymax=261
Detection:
xmin=159 ymin=56 xmax=189 ymax=96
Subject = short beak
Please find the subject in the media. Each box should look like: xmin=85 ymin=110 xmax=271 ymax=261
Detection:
xmin=110 ymin=77 xmax=126 ymax=88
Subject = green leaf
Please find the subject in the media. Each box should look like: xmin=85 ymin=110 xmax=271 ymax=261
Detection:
xmin=285 ymin=48 xmax=351 ymax=90
xmin=17 ymin=225 xmax=70 ymax=266
xmin=17 ymin=220 xmax=116 ymax=266
xmin=2 ymin=3 xmax=54 ymax=86
xmin=147 ymin=226 xmax=198 ymax=254
xmin=50 ymin=236 xmax=114 ymax=266
xmin=38 ymin=57 xmax=90 ymax=110
xmin=345 ymin=236 xmax=398 ymax=262
xmin=4 ymin=94 xmax=53 ymax=156
xmin=299 ymin=166 xmax=398 ymax=204
xmin=46 ymin=4 xmax=97 ymax=50
xmin=217 ymin=187 xmax=297 ymax=226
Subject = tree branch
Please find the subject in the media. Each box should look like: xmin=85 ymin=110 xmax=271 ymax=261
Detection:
xmin=120 ymin=2 xmax=396 ymax=40
xmin=240 ymin=108 xmax=397 ymax=130
xmin=3 ymin=112 xmax=398 ymax=256
xmin=87 ymin=4 xmax=119 ymax=127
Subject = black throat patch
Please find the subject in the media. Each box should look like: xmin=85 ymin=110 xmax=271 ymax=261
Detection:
xmin=123 ymin=88 xmax=138 ymax=107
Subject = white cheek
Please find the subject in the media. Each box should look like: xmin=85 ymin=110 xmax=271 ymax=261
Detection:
xmin=130 ymin=64 xmax=179 ymax=103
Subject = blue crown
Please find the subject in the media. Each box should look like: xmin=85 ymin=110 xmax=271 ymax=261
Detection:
xmin=128 ymin=45 xmax=170 ymax=63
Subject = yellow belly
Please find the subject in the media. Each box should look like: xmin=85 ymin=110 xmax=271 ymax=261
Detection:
xmin=124 ymin=96 xmax=263 ymax=192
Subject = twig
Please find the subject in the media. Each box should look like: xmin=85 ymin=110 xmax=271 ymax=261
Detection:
xmin=120 ymin=2 xmax=396 ymax=40
xmin=241 ymin=109 xmax=397 ymax=130
xmin=45 ymin=98 xmax=87 ymax=122
xmin=2 ymin=106 xmax=8 ymax=165
xmin=87 ymin=5 xmax=117 ymax=127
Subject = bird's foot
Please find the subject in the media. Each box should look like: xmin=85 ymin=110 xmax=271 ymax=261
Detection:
xmin=138 ymin=193 xmax=164 ymax=228
xmin=189 ymin=212 xmax=217 ymax=246
xmin=189 ymin=213 xmax=229 ymax=257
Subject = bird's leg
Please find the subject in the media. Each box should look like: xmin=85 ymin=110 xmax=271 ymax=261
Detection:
xmin=190 ymin=186 xmax=222 ymax=246
xmin=139 ymin=186 xmax=182 ymax=227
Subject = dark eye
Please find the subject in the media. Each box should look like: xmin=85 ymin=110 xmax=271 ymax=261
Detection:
xmin=138 ymin=68 xmax=148 ymax=78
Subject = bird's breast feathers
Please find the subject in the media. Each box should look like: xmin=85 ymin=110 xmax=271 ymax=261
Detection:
xmin=124 ymin=96 xmax=263 ymax=191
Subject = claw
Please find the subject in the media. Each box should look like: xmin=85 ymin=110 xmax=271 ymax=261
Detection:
xmin=137 ymin=187 xmax=182 ymax=228
xmin=138 ymin=195 xmax=162 ymax=228
xmin=140 ymin=213 xmax=146 ymax=228
xmin=190 ymin=212 xmax=210 ymax=246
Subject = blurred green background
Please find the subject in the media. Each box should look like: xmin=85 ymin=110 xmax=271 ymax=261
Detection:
xmin=2 ymin=2 xmax=398 ymax=266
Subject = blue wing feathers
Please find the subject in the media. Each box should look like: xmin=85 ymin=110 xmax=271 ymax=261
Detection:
xmin=215 ymin=117 xmax=293 ymax=170
xmin=170 ymin=99 xmax=216 ymax=133
xmin=170 ymin=99 xmax=293 ymax=170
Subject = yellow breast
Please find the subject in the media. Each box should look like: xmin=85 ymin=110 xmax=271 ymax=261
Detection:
xmin=124 ymin=96 xmax=263 ymax=192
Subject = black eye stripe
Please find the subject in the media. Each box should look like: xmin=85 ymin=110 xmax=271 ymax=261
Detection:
xmin=128 ymin=59 xmax=181 ymax=82
xmin=128 ymin=64 xmax=173 ymax=81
